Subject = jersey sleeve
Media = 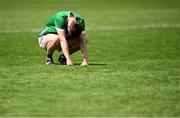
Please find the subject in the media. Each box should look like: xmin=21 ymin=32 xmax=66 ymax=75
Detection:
xmin=81 ymin=19 xmax=85 ymax=32
xmin=54 ymin=15 xmax=66 ymax=30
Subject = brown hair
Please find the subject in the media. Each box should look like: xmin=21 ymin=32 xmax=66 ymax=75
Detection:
xmin=69 ymin=20 xmax=82 ymax=37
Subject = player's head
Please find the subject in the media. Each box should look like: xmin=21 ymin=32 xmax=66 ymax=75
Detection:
xmin=67 ymin=12 xmax=82 ymax=37
xmin=68 ymin=20 xmax=82 ymax=37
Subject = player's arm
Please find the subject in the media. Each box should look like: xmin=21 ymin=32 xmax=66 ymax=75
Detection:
xmin=57 ymin=29 xmax=73 ymax=66
xmin=80 ymin=32 xmax=88 ymax=66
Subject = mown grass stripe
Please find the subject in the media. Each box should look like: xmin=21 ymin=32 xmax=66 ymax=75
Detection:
xmin=0 ymin=24 xmax=180 ymax=33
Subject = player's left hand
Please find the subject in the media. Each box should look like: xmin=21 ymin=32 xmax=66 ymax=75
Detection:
xmin=80 ymin=62 xmax=88 ymax=67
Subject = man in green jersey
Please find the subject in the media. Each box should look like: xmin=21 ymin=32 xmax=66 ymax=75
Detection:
xmin=38 ymin=11 xmax=88 ymax=66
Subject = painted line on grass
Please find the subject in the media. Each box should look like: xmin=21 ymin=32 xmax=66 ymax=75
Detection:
xmin=0 ymin=24 xmax=180 ymax=33
xmin=89 ymin=24 xmax=180 ymax=31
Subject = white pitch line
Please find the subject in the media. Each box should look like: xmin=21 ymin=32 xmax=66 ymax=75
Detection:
xmin=89 ymin=24 xmax=180 ymax=31
xmin=0 ymin=24 xmax=180 ymax=33
xmin=0 ymin=29 xmax=41 ymax=33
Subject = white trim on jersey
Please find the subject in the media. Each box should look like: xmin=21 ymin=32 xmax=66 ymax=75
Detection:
xmin=56 ymin=28 xmax=65 ymax=31
xmin=82 ymin=31 xmax=86 ymax=34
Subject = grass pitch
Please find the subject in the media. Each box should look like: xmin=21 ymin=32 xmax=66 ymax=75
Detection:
xmin=0 ymin=0 xmax=180 ymax=116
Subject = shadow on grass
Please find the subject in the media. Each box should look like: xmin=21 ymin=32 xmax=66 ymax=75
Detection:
xmin=88 ymin=63 xmax=108 ymax=66
xmin=54 ymin=62 xmax=108 ymax=66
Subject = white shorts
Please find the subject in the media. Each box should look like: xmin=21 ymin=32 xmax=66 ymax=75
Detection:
xmin=38 ymin=35 xmax=46 ymax=48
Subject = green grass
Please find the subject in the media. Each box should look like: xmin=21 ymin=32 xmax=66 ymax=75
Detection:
xmin=0 ymin=0 xmax=180 ymax=116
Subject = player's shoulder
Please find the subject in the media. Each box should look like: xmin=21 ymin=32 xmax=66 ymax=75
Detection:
xmin=51 ymin=11 xmax=68 ymax=22
xmin=73 ymin=12 xmax=84 ymax=19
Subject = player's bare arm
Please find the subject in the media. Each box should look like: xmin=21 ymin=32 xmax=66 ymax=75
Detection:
xmin=80 ymin=33 xmax=88 ymax=66
xmin=57 ymin=29 xmax=73 ymax=66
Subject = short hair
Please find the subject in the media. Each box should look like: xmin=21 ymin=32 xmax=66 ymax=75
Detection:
xmin=69 ymin=20 xmax=82 ymax=37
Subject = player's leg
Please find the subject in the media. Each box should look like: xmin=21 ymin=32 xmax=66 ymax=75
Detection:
xmin=44 ymin=34 xmax=60 ymax=54
xmin=44 ymin=34 xmax=60 ymax=64
xmin=68 ymin=37 xmax=80 ymax=54
xmin=68 ymin=36 xmax=87 ymax=54
xmin=58 ymin=37 xmax=80 ymax=65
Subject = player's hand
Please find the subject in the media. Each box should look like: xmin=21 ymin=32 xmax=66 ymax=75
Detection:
xmin=80 ymin=62 xmax=88 ymax=67
xmin=66 ymin=60 xmax=73 ymax=66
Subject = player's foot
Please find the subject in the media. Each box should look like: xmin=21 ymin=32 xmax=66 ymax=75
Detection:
xmin=58 ymin=54 xmax=67 ymax=65
xmin=45 ymin=57 xmax=54 ymax=65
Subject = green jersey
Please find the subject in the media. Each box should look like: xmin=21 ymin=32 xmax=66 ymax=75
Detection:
xmin=39 ymin=11 xmax=85 ymax=36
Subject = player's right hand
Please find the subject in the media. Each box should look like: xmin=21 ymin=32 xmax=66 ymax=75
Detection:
xmin=66 ymin=60 xmax=73 ymax=66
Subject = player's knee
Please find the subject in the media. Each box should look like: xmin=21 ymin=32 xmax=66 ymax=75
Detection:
xmin=49 ymin=39 xmax=58 ymax=48
xmin=53 ymin=38 xmax=60 ymax=47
